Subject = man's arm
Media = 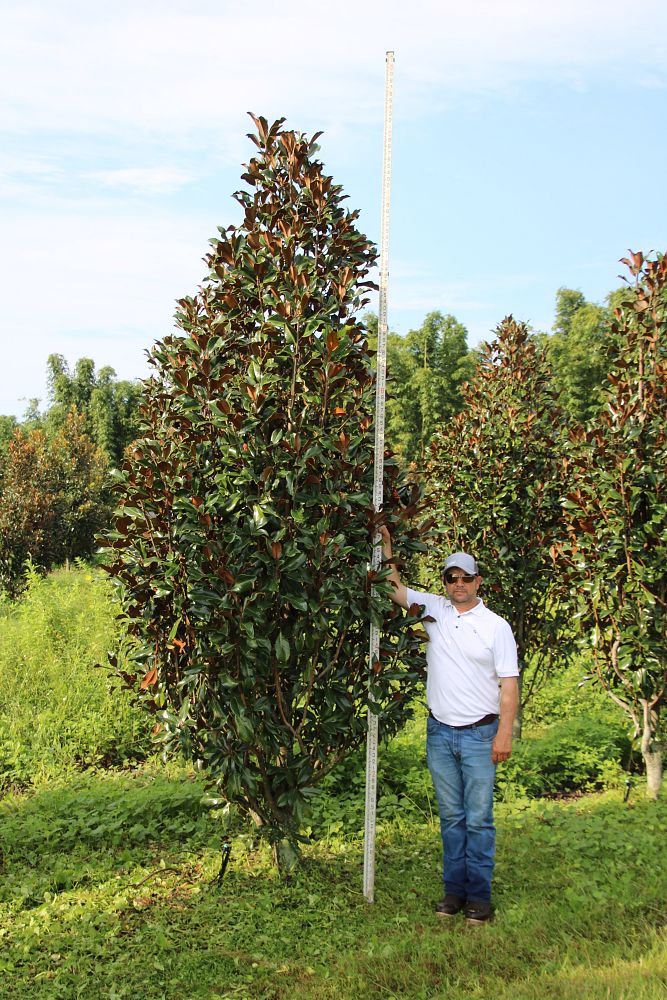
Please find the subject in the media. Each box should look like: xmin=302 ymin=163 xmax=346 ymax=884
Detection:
xmin=378 ymin=525 xmax=409 ymax=610
xmin=491 ymin=675 xmax=519 ymax=764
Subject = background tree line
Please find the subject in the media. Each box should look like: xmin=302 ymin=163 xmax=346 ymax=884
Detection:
xmin=0 ymin=356 xmax=142 ymax=597
xmin=368 ymin=283 xmax=623 ymax=465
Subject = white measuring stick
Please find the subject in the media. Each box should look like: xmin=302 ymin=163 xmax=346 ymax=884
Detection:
xmin=363 ymin=49 xmax=395 ymax=904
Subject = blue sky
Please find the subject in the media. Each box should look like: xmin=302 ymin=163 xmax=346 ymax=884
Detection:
xmin=1 ymin=0 xmax=666 ymax=418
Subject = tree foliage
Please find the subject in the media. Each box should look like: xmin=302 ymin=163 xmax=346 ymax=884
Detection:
xmin=0 ymin=415 xmax=17 ymax=455
xmin=426 ymin=317 xmax=569 ymax=721
xmin=47 ymin=354 xmax=142 ymax=464
xmin=0 ymin=411 xmax=110 ymax=597
xmin=103 ymin=116 xmax=428 ymax=865
xmin=375 ymin=311 xmax=475 ymax=463
xmin=546 ymin=287 xmax=615 ymax=424
xmin=558 ymin=252 xmax=666 ymax=797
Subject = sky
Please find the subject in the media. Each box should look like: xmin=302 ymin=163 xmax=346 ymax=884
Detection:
xmin=1 ymin=0 xmax=666 ymax=419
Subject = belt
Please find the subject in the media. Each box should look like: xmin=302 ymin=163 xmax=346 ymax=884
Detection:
xmin=428 ymin=710 xmax=498 ymax=730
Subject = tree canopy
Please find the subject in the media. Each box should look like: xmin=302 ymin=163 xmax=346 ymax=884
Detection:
xmin=46 ymin=355 xmax=143 ymax=464
xmin=545 ymin=287 xmax=616 ymax=423
xmin=365 ymin=311 xmax=475 ymax=463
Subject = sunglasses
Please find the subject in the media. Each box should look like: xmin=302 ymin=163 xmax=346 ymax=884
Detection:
xmin=443 ymin=572 xmax=477 ymax=584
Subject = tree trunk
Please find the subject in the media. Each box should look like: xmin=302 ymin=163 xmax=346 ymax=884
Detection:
xmin=250 ymin=809 xmax=301 ymax=875
xmin=272 ymin=837 xmax=301 ymax=875
xmin=512 ymin=610 xmax=525 ymax=741
xmin=641 ymin=710 xmax=663 ymax=800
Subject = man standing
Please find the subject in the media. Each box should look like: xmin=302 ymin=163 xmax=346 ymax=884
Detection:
xmin=379 ymin=526 xmax=519 ymax=924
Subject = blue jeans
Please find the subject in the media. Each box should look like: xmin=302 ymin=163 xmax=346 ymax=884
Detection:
xmin=426 ymin=715 xmax=499 ymax=902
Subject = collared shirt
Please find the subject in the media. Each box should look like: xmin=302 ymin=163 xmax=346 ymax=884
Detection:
xmin=405 ymin=588 xmax=519 ymax=727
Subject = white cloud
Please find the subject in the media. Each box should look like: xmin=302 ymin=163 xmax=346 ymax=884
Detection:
xmin=0 ymin=153 xmax=65 ymax=197
xmin=86 ymin=166 xmax=197 ymax=195
xmin=638 ymin=75 xmax=667 ymax=90
xmin=1 ymin=0 xmax=665 ymax=146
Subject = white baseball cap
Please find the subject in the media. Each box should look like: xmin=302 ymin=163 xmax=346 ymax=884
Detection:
xmin=442 ymin=552 xmax=479 ymax=576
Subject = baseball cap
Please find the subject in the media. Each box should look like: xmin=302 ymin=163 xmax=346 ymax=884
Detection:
xmin=442 ymin=552 xmax=479 ymax=576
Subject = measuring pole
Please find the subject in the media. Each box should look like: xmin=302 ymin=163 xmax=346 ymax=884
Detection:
xmin=363 ymin=49 xmax=395 ymax=904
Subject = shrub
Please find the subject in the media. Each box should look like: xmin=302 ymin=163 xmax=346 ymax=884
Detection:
xmin=496 ymin=715 xmax=632 ymax=800
xmin=309 ymin=702 xmax=633 ymax=832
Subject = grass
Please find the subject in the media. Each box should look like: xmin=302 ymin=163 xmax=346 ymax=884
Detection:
xmin=0 ymin=765 xmax=664 ymax=1000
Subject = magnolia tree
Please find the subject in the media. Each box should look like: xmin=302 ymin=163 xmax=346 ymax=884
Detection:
xmin=559 ymin=253 xmax=666 ymax=798
xmin=103 ymin=116 xmax=427 ymax=869
xmin=426 ymin=318 xmax=569 ymax=734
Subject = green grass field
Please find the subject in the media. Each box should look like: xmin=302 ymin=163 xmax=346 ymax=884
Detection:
xmin=0 ymin=765 xmax=665 ymax=1000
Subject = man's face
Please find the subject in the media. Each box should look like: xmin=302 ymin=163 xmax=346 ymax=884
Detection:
xmin=442 ymin=568 xmax=481 ymax=611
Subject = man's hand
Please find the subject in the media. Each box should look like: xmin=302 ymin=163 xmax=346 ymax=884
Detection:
xmin=492 ymin=675 xmax=519 ymax=764
xmin=491 ymin=732 xmax=512 ymax=764
xmin=376 ymin=524 xmax=408 ymax=609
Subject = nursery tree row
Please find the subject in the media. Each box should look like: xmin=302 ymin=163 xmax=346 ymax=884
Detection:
xmin=99 ymin=115 xmax=663 ymax=875
xmin=0 ymin=275 xmax=626 ymax=602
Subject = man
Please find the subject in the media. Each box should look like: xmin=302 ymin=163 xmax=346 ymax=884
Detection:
xmin=379 ymin=526 xmax=519 ymax=924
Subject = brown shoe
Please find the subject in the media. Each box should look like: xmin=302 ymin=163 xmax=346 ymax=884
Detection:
xmin=435 ymin=894 xmax=466 ymax=917
xmin=464 ymin=900 xmax=492 ymax=924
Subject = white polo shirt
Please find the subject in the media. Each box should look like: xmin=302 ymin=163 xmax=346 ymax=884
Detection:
xmin=406 ymin=588 xmax=519 ymax=727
